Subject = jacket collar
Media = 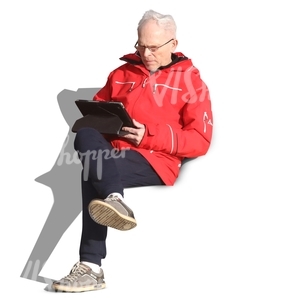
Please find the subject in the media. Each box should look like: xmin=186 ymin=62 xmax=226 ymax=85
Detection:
xmin=119 ymin=52 xmax=189 ymax=71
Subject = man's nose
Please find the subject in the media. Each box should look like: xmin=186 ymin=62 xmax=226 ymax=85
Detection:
xmin=144 ymin=47 xmax=152 ymax=56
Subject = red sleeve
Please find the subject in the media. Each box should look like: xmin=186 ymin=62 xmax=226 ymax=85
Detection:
xmin=139 ymin=79 xmax=213 ymax=158
xmin=93 ymin=76 xmax=112 ymax=101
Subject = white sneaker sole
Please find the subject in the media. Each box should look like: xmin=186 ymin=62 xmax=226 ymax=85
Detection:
xmin=88 ymin=200 xmax=137 ymax=231
xmin=52 ymin=282 xmax=106 ymax=292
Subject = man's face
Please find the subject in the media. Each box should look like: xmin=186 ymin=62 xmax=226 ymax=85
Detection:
xmin=137 ymin=20 xmax=177 ymax=72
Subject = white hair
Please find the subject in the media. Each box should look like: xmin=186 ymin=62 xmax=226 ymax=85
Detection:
xmin=137 ymin=10 xmax=177 ymax=37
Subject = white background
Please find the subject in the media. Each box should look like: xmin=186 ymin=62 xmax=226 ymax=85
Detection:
xmin=1 ymin=1 xmax=300 ymax=299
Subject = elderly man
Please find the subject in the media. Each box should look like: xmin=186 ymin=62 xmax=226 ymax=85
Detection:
xmin=52 ymin=9 xmax=213 ymax=292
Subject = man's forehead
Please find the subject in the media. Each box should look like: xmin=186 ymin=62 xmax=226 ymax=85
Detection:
xmin=138 ymin=20 xmax=165 ymax=33
xmin=138 ymin=27 xmax=169 ymax=43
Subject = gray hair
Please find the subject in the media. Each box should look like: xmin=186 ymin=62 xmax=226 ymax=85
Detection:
xmin=137 ymin=10 xmax=177 ymax=37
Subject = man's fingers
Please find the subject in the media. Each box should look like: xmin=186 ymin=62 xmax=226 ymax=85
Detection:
xmin=123 ymin=127 xmax=136 ymax=134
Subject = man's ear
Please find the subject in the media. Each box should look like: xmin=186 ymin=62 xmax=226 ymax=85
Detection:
xmin=171 ymin=39 xmax=178 ymax=51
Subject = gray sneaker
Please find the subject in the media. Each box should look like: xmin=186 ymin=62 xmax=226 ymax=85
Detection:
xmin=52 ymin=262 xmax=106 ymax=292
xmin=88 ymin=194 xmax=137 ymax=231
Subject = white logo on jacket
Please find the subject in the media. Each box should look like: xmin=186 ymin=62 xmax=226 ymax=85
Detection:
xmin=203 ymin=111 xmax=213 ymax=133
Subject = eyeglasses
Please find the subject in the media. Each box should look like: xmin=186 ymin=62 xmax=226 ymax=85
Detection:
xmin=134 ymin=38 xmax=174 ymax=53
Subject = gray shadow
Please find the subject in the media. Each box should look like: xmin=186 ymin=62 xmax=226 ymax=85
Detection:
xmin=20 ymin=87 xmax=101 ymax=285
xmin=19 ymin=87 xmax=196 ymax=286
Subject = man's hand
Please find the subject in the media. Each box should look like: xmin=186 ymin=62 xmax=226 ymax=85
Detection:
xmin=122 ymin=119 xmax=145 ymax=146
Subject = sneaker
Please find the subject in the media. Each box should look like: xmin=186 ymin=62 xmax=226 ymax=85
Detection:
xmin=52 ymin=262 xmax=106 ymax=292
xmin=88 ymin=194 xmax=137 ymax=231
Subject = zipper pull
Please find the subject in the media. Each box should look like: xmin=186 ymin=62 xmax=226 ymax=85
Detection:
xmin=142 ymin=78 xmax=147 ymax=88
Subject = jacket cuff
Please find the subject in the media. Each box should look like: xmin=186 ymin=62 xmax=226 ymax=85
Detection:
xmin=138 ymin=124 xmax=155 ymax=148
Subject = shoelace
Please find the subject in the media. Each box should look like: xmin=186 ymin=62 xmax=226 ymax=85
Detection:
xmin=106 ymin=195 xmax=121 ymax=202
xmin=63 ymin=262 xmax=89 ymax=282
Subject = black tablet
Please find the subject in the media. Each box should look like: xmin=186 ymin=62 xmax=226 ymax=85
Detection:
xmin=72 ymin=99 xmax=136 ymax=136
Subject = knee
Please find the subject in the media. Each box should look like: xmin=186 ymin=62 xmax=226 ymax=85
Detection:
xmin=74 ymin=127 xmax=101 ymax=152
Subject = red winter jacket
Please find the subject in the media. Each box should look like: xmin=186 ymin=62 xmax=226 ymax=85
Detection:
xmin=93 ymin=52 xmax=213 ymax=185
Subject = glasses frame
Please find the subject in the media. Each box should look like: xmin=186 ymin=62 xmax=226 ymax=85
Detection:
xmin=134 ymin=38 xmax=174 ymax=53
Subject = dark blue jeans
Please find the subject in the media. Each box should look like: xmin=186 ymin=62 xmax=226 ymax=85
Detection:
xmin=74 ymin=127 xmax=164 ymax=265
